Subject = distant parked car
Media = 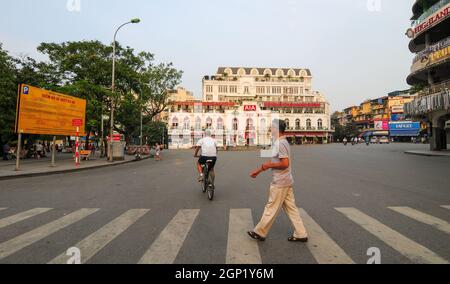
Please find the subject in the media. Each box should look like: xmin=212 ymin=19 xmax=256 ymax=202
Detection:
xmin=370 ymin=137 xmax=378 ymax=144
xmin=379 ymin=136 xmax=390 ymax=144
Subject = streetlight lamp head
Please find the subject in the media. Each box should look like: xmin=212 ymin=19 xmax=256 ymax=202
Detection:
xmin=131 ymin=18 xmax=141 ymax=24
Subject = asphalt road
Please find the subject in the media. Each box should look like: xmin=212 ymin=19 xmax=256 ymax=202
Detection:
xmin=0 ymin=143 xmax=449 ymax=264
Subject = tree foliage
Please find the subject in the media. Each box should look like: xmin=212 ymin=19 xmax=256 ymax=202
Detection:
xmin=0 ymin=40 xmax=182 ymax=145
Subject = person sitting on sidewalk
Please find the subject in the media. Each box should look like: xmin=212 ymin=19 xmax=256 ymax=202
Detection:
xmin=2 ymin=143 xmax=10 ymax=161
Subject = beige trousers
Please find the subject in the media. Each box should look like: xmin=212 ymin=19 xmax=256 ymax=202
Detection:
xmin=254 ymin=184 xmax=308 ymax=239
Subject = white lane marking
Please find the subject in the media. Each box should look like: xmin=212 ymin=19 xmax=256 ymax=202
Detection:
xmin=0 ymin=208 xmax=53 ymax=229
xmin=49 ymin=209 xmax=149 ymax=264
xmin=138 ymin=209 xmax=199 ymax=264
xmin=389 ymin=207 xmax=450 ymax=235
xmin=336 ymin=207 xmax=448 ymax=264
xmin=0 ymin=208 xmax=99 ymax=260
xmin=299 ymin=208 xmax=354 ymax=264
xmin=226 ymin=209 xmax=262 ymax=264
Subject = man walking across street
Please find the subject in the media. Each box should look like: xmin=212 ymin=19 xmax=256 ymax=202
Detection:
xmin=248 ymin=119 xmax=308 ymax=242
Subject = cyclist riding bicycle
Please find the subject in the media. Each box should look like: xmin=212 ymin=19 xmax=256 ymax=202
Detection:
xmin=194 ymin=130 xmax=217 ymax=182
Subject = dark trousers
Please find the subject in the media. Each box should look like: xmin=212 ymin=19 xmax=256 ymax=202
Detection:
xmin=3 ymin=152 xmax=8 ymax=160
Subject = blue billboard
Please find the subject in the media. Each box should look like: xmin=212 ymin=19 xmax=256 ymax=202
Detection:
xmin=389 ymin=122 xmax=421 ymax=137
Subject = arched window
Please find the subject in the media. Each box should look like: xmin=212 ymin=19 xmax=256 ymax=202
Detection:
xmin=263 ymin=69 xmax=272 ymax=77
xmin=251 ymin=68 xmax=259 ymax=76
xmin=285 ymin=119 xmax=290 ymax=129
xmin=195 ymin=117 xmax=201 ymax=130
xmin=233 ymin=118 xmax=239 ymax=131
xmin=238 ymin=68 xmax=246 ymax=76
xmin=318 ymin=119 xmax=323 ymax=129
xmin=287 ymin=69 xmax=295 ymax=77
xmin=172 ymin=117 xmax=179 ymax=128
xmin=306 ymin=119 xmax=312 ymax=129
xmin=276 ymin=69 xmax=284 ymax=77
xmin=260 ymin=118 xmax=266 ymax=132
xmin=247 ymin=118 xmax=254 ymax=129
xmin=206 ymin=117 xmax=212 ymax=129
xmin=224 ymin=68 xmax=233 ymax=76
xmin=295 ymin=119 xmax=301 ymax=130
xmin=183 ymin=117 xmax=190 ymax=130
xmin=217 ymin=117 xmax=224 ymax=130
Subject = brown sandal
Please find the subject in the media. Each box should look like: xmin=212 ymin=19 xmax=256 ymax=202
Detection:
xmin=288 ymin=236 xmax=308 ymax=243
xmin=247 ymin=231 xmax=265 ymax=242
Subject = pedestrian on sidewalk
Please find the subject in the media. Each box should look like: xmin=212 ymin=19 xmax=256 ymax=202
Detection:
xmin=155 ymin=143 xmax=161 ymax=161
xmin=248 ymin=119 xmax=308 ymax=243
xmin=2 ymin=143 xmax=10 ymax=161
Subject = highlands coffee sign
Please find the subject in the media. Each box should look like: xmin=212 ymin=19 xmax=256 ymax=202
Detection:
xmin=412 ymin=4 xmax=450 ymax=38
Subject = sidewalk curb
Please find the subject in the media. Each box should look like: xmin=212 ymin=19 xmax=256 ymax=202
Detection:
xmin=405 ymin=151 xmax=450 ymax=157
xmin=0 ymin=156 xmax=151 ymax=181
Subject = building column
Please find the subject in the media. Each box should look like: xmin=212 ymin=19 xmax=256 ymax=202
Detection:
xmin=430 ymin=118 xmax=447 ymax=151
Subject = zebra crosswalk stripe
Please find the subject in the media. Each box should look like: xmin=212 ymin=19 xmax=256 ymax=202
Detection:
xmin=336 ymin=207 xmax=448 ymax=264
xmin=138 ymin=209 xmax=199 ymax=264
xmin=0 ymin=208 xmax=53 ymax=229
xmin=226 ymin=208 xmax=262 ymax=264
xmin=0 ymin=208 xmax=99 ymax=260
xmin=49 ymin=209 xmax=149 ymax=264
xmin=299 ymin=208 xmax=354 ymax=264
xmin=388 ymin=207 xmax=450 ymax=236
xmin=441 ymin=205 xmax=450 ymax=210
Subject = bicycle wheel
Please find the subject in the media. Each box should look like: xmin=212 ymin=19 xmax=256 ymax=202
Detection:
xmin=201 ymin=167 xmax=207 ymax=193
xmin=207 ymin=175 xmax=214 ymax=201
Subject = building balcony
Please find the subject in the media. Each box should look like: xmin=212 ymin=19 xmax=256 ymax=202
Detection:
xmin=405 ymin=83 xmax=450 ymax=116
xmin=411 ymin=0 xmax=449 ymax=27
xmin=408 ymin=2 xmax=450 ymax=53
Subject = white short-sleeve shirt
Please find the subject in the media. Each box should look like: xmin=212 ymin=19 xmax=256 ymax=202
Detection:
xmin=196 ymin=137 xmax=217 ymax=157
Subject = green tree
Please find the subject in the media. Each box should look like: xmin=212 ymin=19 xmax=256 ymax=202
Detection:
xmin=0 ymin=44 xmax=18 ymax=145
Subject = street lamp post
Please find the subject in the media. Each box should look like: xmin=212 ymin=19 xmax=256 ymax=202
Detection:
xmin=109 ymin=18 xmax=140 ymax=162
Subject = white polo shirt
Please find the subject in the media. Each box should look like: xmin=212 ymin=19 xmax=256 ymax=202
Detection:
xmin=196 ymin=137 xmax=217 ymax=157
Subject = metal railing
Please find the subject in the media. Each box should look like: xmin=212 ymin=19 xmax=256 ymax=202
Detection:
xmin=411 ymin=0 xmax=450 ymax=27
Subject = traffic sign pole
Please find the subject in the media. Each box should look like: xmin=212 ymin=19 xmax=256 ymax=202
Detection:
xmin=15 ymin=133 xmax=22 ymax=171
xmin=75 ymin=127 xmax=80 ymax=167
xmin=51 ymin=136 xmax=56 ymax=167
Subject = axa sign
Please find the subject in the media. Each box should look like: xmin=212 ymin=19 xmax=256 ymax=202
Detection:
xmin=244 ymin=105 xmax=257 ymax=112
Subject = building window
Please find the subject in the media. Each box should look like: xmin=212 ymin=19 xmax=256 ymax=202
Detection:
xmin=206 ymin=85 xmax=213 ymax=93
xmin=244 ymin=86 xmax=250 ymax=94
xmin=295 ymin=119 xmax=300 ymax=130
xmin=256 ymin=86 xmax=266 ymax=94
xmin=183 ymin=117 xmax=190 ymax=130
xmin=219 ymin=86 xmax=228 ymax=93
xmin=217 ymin=117 xmax=224 ymax=130
xmin=230 ymin=86 xmax=238 ymax=93
xmin=285 ymin=119 xmax=290 ymax=129
xmin=172 ymin=117 xmax=179 ymax=129
xmin=233 ymin=118 xmax=239 ymax=131
xmin=318 ymin=119 xmax=323 ymax=129
xmin=195 ymin=117 xmax=201 ymax=130
xmin=206 ymin=117 xmax=212 ymax=129
xmin=206 ymin=95 xmax=213 ymax=101
xmin=306 ymin=119 xmax=312 ymax=129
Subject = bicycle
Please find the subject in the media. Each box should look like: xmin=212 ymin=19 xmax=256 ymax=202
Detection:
xmin=196 ymin=157 xmax=215 ymax=201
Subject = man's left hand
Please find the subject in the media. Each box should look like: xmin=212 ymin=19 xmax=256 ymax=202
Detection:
xmin=250 ymin=168 xmax=262 ymax=179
